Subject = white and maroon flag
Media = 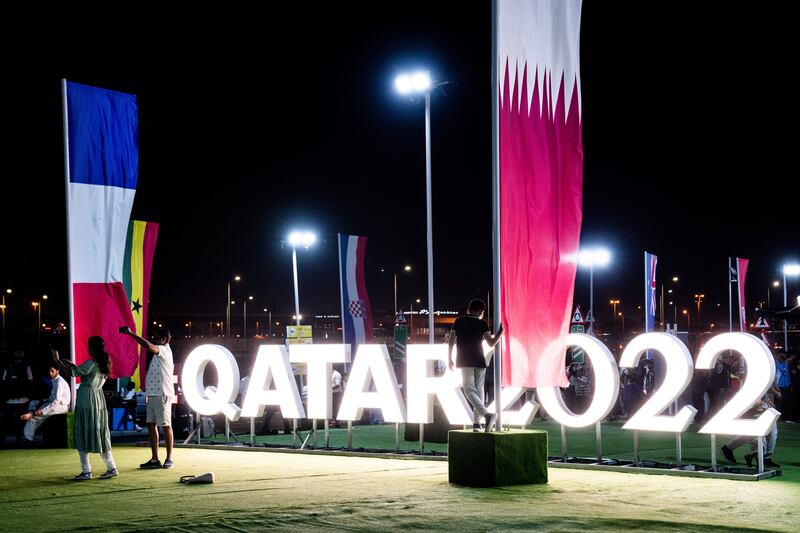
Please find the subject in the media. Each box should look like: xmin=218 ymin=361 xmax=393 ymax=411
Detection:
xmin=498 ymin=0 xmax=583 ymax=388
xmin=64 ymin=81 xmax=138 ymax=378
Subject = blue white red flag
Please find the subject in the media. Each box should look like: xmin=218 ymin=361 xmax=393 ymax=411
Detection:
xmin=64 ymin=81 xmax=138 ymax=378
xmin=644 ymin=252 xmax=658 ymax=333
xmin=338 ymin=234 xmax=373 ymax=355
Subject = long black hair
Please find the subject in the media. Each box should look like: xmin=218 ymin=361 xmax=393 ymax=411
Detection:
xmin=88 ymin=336 xmax=111 ymax=376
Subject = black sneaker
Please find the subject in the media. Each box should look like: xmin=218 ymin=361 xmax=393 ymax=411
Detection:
xmin=140 ymin=459 xmax=162 ymax=469
xmin=484 ymin=413 xmax=498 ymax=433
xmin=720 ymin=445 xmax=736 ymax=464
xmin=162 ymin=459 xmax=174 ymax=469
xmin=472 ymin=423 xmax=481 ymax=433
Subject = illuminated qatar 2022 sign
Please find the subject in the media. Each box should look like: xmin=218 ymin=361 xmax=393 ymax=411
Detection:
xmin=182 ymin=332 xmax=779 ymax=438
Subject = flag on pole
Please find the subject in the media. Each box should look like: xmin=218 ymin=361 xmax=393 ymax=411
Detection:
xmin=644 ymin=252 xmax=658 ymax=332
xmin=498 ymin=0 xmax=583 ymax=387
xmin=122 ymin=220 xmax=159 ymax=390
xmin=737 ymin=257 xmax=749 ymax=332
xmin=338 ymin=234 xmax=373 ymax=356
xmin=64 ymin=81 xmax=138 ymax=378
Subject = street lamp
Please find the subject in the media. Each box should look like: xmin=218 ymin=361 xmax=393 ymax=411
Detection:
xmin=287 ymin=230 xmax=317 ymax=327
xmin=609 ymin=299 xmax=620 ymax=332
xmin=782 ymin=263 xmax=800 ymax=349
xmin=660 ymin=276 xmax=679 ymax=327
xmin=683 ymin=308 xmax=690 ymax=333
xmin=578 ymin=247 xmax=611 ymax=334
xmin=244 ymin=295 xmax=254 ymax=338
xmin=1 ymin=288 xmax=11 ymax=339
xmin=694 ymin=294 xmax=705 ymax=328
xmin=410 ymin=298 xmax=421 ymax=342
xmin=393 ymin=265 xmax=412 ymax=316
xmin=395 ymin=69 xmax=446 ymax=344
xmin=227 ymin=275 xmax=241 ymax=338
xmin=32 ymin=301 xmax=41 ymax=345
xmin=264 ymin=308 xmax=272 ymax=338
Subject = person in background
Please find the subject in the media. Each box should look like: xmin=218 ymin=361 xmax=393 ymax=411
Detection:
xmin=54 ymin=338 xmax=118 ymax=480
xmin=20 ymin=361 xmax=70 ymax=442
xmin=115 ymin=381 xmax=142 ymax=431
xmin=2 ymin=350 xmax=33 ymax=446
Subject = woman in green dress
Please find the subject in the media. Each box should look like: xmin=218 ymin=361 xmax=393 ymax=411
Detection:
xmin=55 ymin=336 xmax=118 ymax=480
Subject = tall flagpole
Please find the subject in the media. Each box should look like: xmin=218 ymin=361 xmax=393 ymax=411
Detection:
xmin=491 ymin=0 xmax=503 ymax=431
xmin=62 ymin=79 xmax=77 ymax=410
xmin=728 ymin=257 xmax=733 ymax=333
xmin=337 ymin=234 xmax=348 ymax=373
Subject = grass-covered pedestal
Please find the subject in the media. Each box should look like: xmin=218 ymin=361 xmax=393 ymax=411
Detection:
xmin=448 ymin=429 xmax=548 ymax=487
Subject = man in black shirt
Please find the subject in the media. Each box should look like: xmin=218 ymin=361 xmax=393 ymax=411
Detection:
xmin=447 ymin=299 xmax=504 ymax=432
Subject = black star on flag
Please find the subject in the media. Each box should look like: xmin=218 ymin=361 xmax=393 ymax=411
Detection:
xmin=131 ymin=298 xmax=142 ymax=314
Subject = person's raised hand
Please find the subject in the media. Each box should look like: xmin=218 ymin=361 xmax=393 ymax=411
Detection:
xmin=118 ymin=325 xmax=132 ymax=335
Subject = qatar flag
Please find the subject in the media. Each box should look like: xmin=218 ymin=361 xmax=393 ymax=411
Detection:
xmin=498 ymin=0 xmax=583 ymax=387
xmin=64 ymin=81 xmax=138 ymax=378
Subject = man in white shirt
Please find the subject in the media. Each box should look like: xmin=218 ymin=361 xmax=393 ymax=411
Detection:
xmin=120 ymin=326 xmax=175 ymax=469
xmin=20 ymin=364 xmax=70 ymax=441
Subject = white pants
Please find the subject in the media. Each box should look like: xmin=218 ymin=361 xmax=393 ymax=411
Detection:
xmin=461 ymin=368 xmax=489 ymax=423
xmin=79 ymin=451 xmax=116 ymax=473
xmin=23 ymin=409 xmax=67 ymax=441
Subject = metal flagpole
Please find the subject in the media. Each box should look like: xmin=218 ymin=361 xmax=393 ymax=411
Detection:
xmin=728 ymin=257 xmax=733 ymax=333
xmin=62 ymin=79 xmax=77 ymax=410
xmin=424 ymin=93 xmax=434 ymax=346
xmin=491 ymin=0 xmax=503 ymax=432
xmin=784 ymin=271 xmax=789 ymax=350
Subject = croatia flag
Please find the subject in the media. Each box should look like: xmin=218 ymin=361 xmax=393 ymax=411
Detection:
xmin=64 ymin=81 xmax=138 ymax=378
xmin=498 ymin=0 xmax=583 ymax=387
xmin=338 ymin=234 xmax=373 ymax=356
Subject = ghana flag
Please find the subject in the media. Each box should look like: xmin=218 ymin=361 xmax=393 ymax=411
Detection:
xmin=122 ymin=220 xmax=159 ymax=390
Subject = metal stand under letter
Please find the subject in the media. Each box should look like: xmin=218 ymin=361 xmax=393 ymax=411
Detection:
xmin=347 ymin=420 xmax=352 ymax=450
xmin=395 ymin=422 xmax=400 ymax=453
xmin=675 ymin=433 xmax=682 ymax=468
xmin=757 ymin=436 xmax=765 ymax=473
xmin=633 ymin=431 xmax=640 ymax=467
xmin=560 ymin=424 xmax=568 ymax=462
xmin=419 ymin=423 xmax=425 ymax=455
xmin=595 ymin=421 xmax=603 ymax=464
xmin=250 ymin=417 xmax=255 ymax=447
xmin=710 ymin=434 xmax=717 ymax=471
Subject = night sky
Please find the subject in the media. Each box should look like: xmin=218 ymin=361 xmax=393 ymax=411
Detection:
xmin=2 ymin=2 xmax=798 ymax=334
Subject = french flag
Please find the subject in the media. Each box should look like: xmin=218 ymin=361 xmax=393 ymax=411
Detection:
xmin=338 ymin=234 xmax=373 ymax=356
xmin=64 ymin=81 xmax=138 ymax=377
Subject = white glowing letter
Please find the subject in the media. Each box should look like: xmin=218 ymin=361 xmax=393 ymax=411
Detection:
xmin=181 ymin=344 xmax=241 ymax=421
xmin=241 ymin=345 xmax=305 ymax=420
xmin=336 ymin=344 xmax=406 ymax=423
xmin=620 ymin=333 xmax=697 ymax=432
xmin=289 ymin=344 xmax=350 ymax=420
xmin=406 ymin=344 xmax=472 ymax=425
xmin=537 ymin=333 xmax=619 ymax=428
xmin=697 ymin=333 xmax=779 ymax=436
xmin=487 ymin=387 xmax=540 ymax=427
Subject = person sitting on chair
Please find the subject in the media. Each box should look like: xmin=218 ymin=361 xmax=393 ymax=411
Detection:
xmin=20 ymin=362 xmax=70 ymax=442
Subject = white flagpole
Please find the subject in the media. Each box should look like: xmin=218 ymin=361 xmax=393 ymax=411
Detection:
xmin=491 ymin=0 xmax=503 ymax=431
xmin=62 ymin=79 xmax=77 ymax=410
xmin=337 ymin=234 xmax=347 ymax=373
xmin=728 ymin=257 xmax=733 ymax=333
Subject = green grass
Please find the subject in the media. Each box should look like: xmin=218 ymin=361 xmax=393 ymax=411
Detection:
xmin=213 ymin=420 xmax=800 ymax=483
xmin=0 ymin=422 xmax=798 ymax=531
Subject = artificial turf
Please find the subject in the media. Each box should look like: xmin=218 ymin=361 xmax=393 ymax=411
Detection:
xmin=1 ymin=422 xmax=798 ymax=531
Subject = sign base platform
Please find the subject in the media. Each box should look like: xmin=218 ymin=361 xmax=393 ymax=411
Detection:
xmin=448 ymin=429 xmax=548 ymax=487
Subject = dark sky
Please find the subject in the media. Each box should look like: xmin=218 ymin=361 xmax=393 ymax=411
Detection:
xmin=2 ymin=2 xmax=798 ymax=332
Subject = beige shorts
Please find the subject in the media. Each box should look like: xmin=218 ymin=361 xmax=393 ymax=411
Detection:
xmin=146 ymin=395 xmax=172 ymax=426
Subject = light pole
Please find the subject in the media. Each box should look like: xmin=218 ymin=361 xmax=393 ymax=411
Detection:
xmin=396 ymin=70 xmax=445 ymax=344
xmin=578 ymin=248 xmax=611 ymax=335
xmin=227 ymin=275 xmax=241 ymax=338
xmin=783 ymin=263 xmax=800 ymax=350
xmin=244 ymin=296 xmax=253 ymax=338
xmin=768 ymin=280 xmax=779 ymax=308
xmin=1 ymin=288 xmax=11 ymax=339
xmin=683 ymin=309 xmax=690 ymax=333
xmin=660 ymin=276 xmax=678 ymax=327
xmin=288 ymin=230 xmax=316 ymax=327
xmin=392 ymin=265 xmax=412 ymax=316
xmin=610 ymin=299 xmax=620 ymax=332
xmin=410 ymin=298 xmax=421 ymax=342
xmin=694 ymin=293 xmax=705 ymax=329
xmin=185 ymin=322 xmax=192 ymax=338
xmin=264 ymin=308 xmax=272 ymax=338
xmin=32 ymin=301 xmax=41 ymax=345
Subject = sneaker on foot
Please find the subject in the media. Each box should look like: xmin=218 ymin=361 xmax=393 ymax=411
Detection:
xmin=484 ymin=413 xmax=498 ymax=433
xmin=721 ymin=445 xmax=736 ymax=464
xmin=73 ymin=471 xmax=92 ymax=481
xmin=99 ymin=468 xmax=118 ymax=479
xmin=162 ymin=459 xmax=174 ymax=469
xmin=472 ymin=423 xmax=481 ymax=433
xmin=140 ymin=459 xmax=162 ymax=469
xmin=744 ymin=453 xmax=754 ymax=468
